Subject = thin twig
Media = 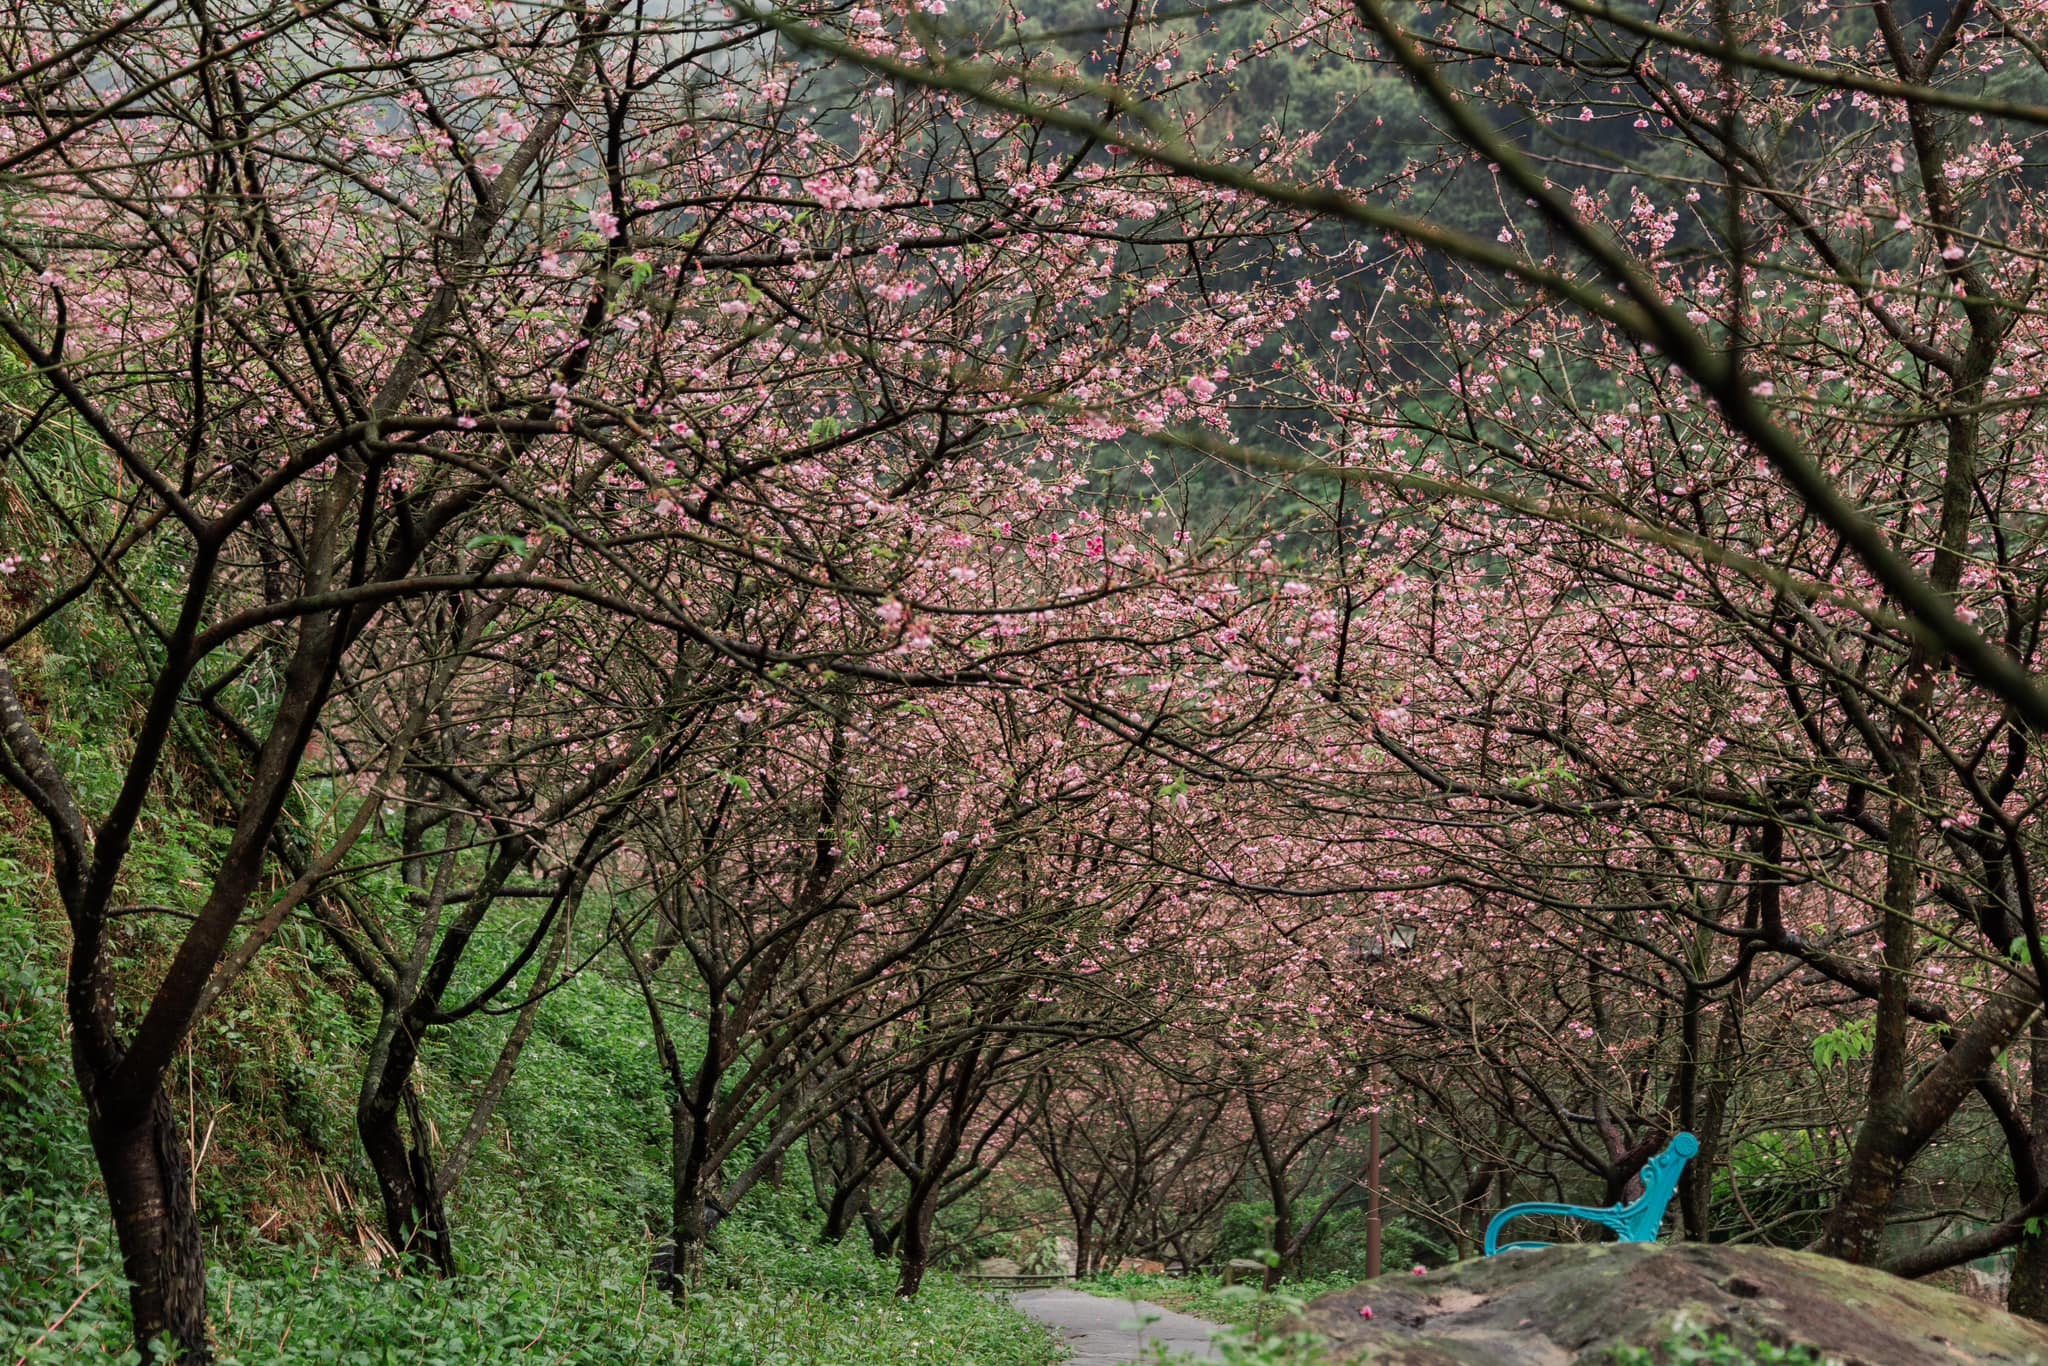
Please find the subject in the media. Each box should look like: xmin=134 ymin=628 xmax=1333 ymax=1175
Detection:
xmin=13 ymin=1276 xmax=103 ymax=1366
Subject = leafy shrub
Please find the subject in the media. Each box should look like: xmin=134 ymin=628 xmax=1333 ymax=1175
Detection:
xmin=1211 ymin=1201 xmax=1448 ymax=1281
xmin=1609 ymin=1322 xmax=1827 ymax=1365
xmin=1085 ymin=1263 xmax=1348 ymax=1337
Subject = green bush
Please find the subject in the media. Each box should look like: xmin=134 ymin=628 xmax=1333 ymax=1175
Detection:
xmin=1211 ymin=1201 xmax=1449 ymax=1280
xmin=1085 ymin=1265 xmax=1349 ymax=1336
xmin=1609 ymin=1322 xmax=1826 ymax=1365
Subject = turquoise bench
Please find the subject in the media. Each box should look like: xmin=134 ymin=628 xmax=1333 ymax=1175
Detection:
xmin=1484 ymin=1132 xmax=1699 ymax=1255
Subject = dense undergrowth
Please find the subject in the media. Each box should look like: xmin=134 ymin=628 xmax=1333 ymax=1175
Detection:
xmin=0 ymin=869 xmax=1061 ymax=1365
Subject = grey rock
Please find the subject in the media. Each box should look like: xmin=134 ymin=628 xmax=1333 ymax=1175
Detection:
xmin=1297 ymin=1243 xmax=2048 ymax=1365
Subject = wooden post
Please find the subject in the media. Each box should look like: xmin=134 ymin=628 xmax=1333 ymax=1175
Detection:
xmin=1366 ymin=1107 xmax=1382 ymax=1279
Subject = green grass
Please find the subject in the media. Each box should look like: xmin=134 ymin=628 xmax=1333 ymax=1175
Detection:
xmin=1078 ymin=1272 xmax=1336 ymax=1366
xmin=7 ymin=1234 xmax=1064 ymax=1365
xmin=1081 ymin=1269 xmax=1350 ymax=1336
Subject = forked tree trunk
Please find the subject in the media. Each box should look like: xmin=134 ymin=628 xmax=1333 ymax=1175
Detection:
xmin=1814 ymin=983 xmax=2035 ymax=1262
xmin=863 ymin=1203 xmax=897 ymax=1257
xmin=358 ymin=1012 xmax=455 ymax=1275
xmin=358 ymin=1080 xmax=455 ymax=1275
xmin=814 ymin=1115 xmax=875 ymax=1243
xmin=821 ymin=1175 xmax=868 ymax=1242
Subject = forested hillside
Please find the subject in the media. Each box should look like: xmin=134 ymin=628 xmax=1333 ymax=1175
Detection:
xmin=9 ymin=0 xmax=2048 ymax=1361
xmin=0 ymin=558 xmax=1061 ymax=1361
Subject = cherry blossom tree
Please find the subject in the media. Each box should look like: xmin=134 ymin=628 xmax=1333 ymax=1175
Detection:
xmin=24 ymin=0 xmax=2048 ymax=1346
xmin=770 ymin=0 xmax=2048 ymax=1305
xmin=0 ymin=0 xmax=1291 ymax=1349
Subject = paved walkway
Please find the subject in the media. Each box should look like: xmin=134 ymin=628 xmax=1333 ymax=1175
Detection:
xmin=1011 ymin=1288 xmax=1224 ymax=1364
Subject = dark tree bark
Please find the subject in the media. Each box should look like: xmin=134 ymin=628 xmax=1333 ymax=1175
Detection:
xmin=85 ymin=1085 xmax=209 ymax=1361
xmin=894 ymin=1179 xmax=941 ymax=1298
xmin=2010 ymin=1019 xmax=2048 ymax=1319
xmin=357 ymin=1030 xmax=455 ymax=1275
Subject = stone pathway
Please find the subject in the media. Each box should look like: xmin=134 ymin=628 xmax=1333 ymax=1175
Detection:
xmin=1010 ymin=1287 xmax=1225 ymax=1364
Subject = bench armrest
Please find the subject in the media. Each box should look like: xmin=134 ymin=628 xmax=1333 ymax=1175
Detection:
xmin=1483 ymin=1201 xmax=1630 ymax=1255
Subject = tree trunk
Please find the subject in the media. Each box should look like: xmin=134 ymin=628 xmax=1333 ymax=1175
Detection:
xmin=663 ymin=1191 xmax=710 ymax=1295
xmin=1366 ymin=1108 xmax=1382 ymax=1278
xmin=2011 ymin=1019 xmax=2048 ymax=1320
xmin=1242 ymin=1082 xmax=1292 ymax=1289
xmin=1815 ymin=983 xmax=2035 ymax=1261
xmin=763 ymin=1102 xmax=787 ymax=1187
xmin=1453 ymin=1160 xmax=1499 ymax=1260
xmin=1814 ymin=1104 xmax=1911 ymax=1262
xmin=821 ymin=1176 xmax=868 ymax=1242
xmin=1815 ymin=223 xmax=1993 ymax=1258
xmin=357 ymin=1093 xmax=454 ymax=1273
xmin=2013 ymin=1238 xmax=2048 ymax=1320
xmin=663 ymin=1097 xmax=713 ymax=1295
xmin=863 ymin=1204 xmax=897 ymax=1258
xmin=815 ymin=1116 xmax=872 ymax=1243
xmin=895 ymin=1182 xmax=938 ymax=1298
xmin=88 ymin=1082 xmax=210 ymax=1362
xmin=1686 ymin=846 xmax=1764 ymax=1242
xmin=1814 ymin=734 xmax=1929 ymax=1262
xmin=1685 ymin=992 xmax=1745 ymax=1243
xmin=1267 ymin=1195 xmax=1294 ymax=1290
xmin=358 ymin=1018 xmax=455 ymax=1275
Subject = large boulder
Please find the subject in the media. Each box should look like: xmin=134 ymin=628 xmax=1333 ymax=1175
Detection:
xmin=1297 ymin=1243 xmax=2048 ymax=1365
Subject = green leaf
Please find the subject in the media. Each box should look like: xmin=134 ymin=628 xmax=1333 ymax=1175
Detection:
xmin=464 ymin=531 xmax=531 ymax=556
xmin=1811 ymin=1017 xmax=1875 ymax=1070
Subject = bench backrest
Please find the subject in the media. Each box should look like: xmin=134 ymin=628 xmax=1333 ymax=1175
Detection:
xmin=1613 ymin=1132 xmax=1700 ymax=1240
